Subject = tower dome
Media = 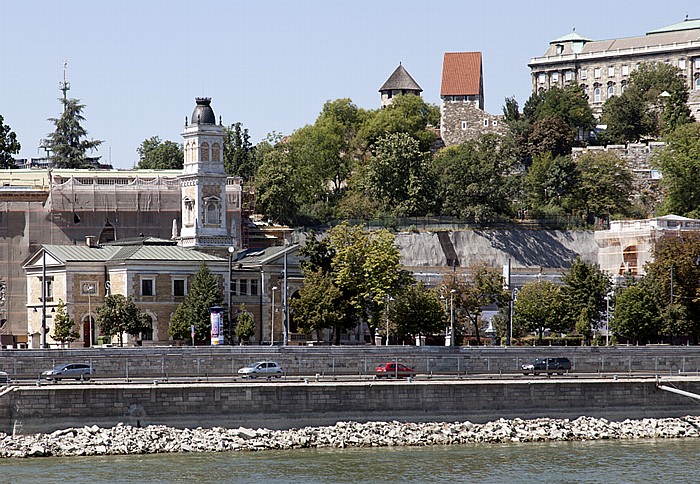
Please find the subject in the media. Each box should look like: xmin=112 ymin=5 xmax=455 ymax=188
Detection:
xmin=191 ymin=97 xmax=216 ymax=125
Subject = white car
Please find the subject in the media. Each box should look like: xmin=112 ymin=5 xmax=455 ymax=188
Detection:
xmin=237 ymin=361 xmax=284 ymax=378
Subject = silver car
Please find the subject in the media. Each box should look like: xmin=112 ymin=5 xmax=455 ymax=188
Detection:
xmin=42 ymin=363 xmax=94 ymax=381
xmin=237 ymin=361 xmax=284 ymax=378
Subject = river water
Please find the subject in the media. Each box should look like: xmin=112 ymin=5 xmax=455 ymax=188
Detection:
xmin=1 ymin=438 xmax=698 ymax=483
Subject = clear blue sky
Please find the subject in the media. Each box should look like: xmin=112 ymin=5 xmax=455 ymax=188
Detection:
xmin=3 ymin=1 xmax=698 ymax=169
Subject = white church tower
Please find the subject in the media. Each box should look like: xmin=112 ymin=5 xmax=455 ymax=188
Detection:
xmin=178 ymin=98 xmax=235 ymax=249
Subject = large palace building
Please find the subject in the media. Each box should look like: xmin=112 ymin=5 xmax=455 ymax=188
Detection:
xmin=529 ymin=18 xmax=700 ymax=118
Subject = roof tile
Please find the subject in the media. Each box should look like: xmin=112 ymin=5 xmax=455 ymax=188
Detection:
xmin=440 ymin=52 xmax=482 ymax=97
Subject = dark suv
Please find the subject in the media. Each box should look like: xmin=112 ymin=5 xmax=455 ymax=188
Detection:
xmin=522 ymin=357 xmax=571 ymax=376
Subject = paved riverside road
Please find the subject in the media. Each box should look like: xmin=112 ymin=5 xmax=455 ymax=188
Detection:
xmin=11 ymin=370 xmax=687 ymax=387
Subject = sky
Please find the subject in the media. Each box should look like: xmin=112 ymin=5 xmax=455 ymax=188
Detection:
xmin=2 ymin=1 xmax=699 ymax=169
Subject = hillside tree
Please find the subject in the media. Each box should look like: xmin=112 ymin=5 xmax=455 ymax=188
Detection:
xmin=0 ymin=115 xmax=21 ymax=169
xmin=136 ymin=136 xmax=183 ymax=169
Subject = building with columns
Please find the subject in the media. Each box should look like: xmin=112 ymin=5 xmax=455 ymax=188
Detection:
xmin=529 ymin=18 xmax=700 ymax=118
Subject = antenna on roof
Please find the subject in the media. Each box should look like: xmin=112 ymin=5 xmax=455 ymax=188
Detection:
xmin=59 ymin=61 xmax=71 ymax=111
xmin=572 ymin=27 xmax=576 ymax=32
xmin=686 ymin=14 xmax=689 ymax=21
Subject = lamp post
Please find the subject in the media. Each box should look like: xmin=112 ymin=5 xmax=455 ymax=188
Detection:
xmin=41 ymin=250 xmax=47 ymax=349
xmin=282 ymin=239 xmax=289 ymax=346
xmin=385 ymin=295 xmax=394 ymax=346
xmin=82 ymin=282 xmax=96 ymax=347
xmin=449 ymin=289 xmax=456 ymax=347
xmin=228 ymin=246 xmax=235 ymax=345
xmin=271 ymin=286 xmax=278 ymax=346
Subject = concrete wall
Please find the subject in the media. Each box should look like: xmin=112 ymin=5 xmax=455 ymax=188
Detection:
xmin=3 ymin=377 xmax=700 ymax=435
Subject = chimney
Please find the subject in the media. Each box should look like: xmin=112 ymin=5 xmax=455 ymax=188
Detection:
xmin=85 ymin=236 xmax=97 ymax=248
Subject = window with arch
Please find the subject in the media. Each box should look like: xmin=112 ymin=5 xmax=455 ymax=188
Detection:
xmin=607 ymin=84 xmax=615 ymax=98
xmin=621 ymin=81 xmax=627 ymax=93
xmin=200 ymin=142 xmax=210 ymax=162
xmin=212 ymin=143 xmax=220 ymax=162
xmin=183 ymin=197 xmax=195 ymax=227
xmin=141 ymin=314 xmax=154 ymax=341
xmin=695 ymin=76 xmax=700 ymax=90
xmin=594 ymin=86 xmax=601 ymax=103
xmin=205 ymin=197 xmax=221 ymax=225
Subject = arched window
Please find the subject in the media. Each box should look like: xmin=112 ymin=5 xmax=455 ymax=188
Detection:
xmin=212 ymin=143 xmax=220 ymax=162
xmin=200 ymin=142 xmax=209 ymax=162
xmin=621 ymin=81 xmax=627 ymax=93
xmin=205 ymin=197 xmax=220 ymax=225
xmin=183 ymin=197 xmax=194 ymax=227
xmin=695 ymin=76 xmax=700 ymax=90
xmin=607 ymin=85 xmax=615 ymax=98
xmin=594 ymin=86 xmax=601 ymax=103
xmin=141 ymin=314 xmax=153 ymax=341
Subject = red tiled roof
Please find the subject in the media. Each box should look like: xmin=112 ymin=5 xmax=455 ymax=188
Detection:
xmin=440 ymin=52 xmax=482 ymax=96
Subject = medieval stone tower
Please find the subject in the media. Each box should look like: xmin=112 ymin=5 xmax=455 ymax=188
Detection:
xmin=178 ymin=98 xmax=235 ymax=249
xmin=379 ymin=63 xmax=423 ymax=107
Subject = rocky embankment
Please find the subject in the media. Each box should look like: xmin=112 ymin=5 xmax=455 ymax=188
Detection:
xmin=2 ymin=416 xmax=700 ymax=458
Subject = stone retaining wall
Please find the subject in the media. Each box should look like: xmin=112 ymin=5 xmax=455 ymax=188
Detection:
xmin=3 ymin=377 xmax=700 ymax=435
xmin=2 ymin=346 xmax=700 ymax=380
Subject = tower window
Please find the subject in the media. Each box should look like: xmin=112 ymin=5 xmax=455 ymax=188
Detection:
xmin=200 ymin=142 xmax=209 ymax=162
xmin=212 ymin=143 xmax=220 ymax=162
xmin=204 ymin=197 xmax=221 ymax=225
xmin=461 ymin=121 xmax=467 ymax=130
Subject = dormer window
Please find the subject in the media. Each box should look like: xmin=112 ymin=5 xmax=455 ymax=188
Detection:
xmin=555 ymin=44 xmax=564 ymax=55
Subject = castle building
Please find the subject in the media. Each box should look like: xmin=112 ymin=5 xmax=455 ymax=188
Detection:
xmin=378 ymin=63 xmax=422 ymax=107
xmin=439 ymin=52 xmax=506 ymax=146
xmin=0 ymin=99 xmax=243 ymax=347
xmin=529 ymin=18 xmax=700 ymax=118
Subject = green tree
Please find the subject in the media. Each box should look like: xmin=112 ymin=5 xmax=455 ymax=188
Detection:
xmin=96 ymin=294 xmax=150 ymax=347
xmin=136 ymin=136 xmax=183 ymax=169
xmin=291 ymin=269 xmax=351 ymax=344
xmin=358 ymin=94 xmax=440 ymax=151
xmin=43 ymin=97 xmax=102 ymax=168
xmin=513 ymin=280 xmax=566 ymax=344
xmin=362 ymin=132 xmax=435 ymax=217
xmin=170 ymin=263 xmax=224 ymax=343
xmin=443 ymin=262 xmax=509 ymax=346
xmin=255 ymin=146 xmax=301 ymax=225
xmin=328 ymin=223 xmax=410 ymax=343
xmin=235 ymin=305 xmax=255 ymax=343
xmin=567 ymin=151 xmax=634 ymax=221
xmin=600 ymin=62 xmax=693 ymax=143
xmin=643 ymin=232 xmax=700 ymax=343
xmin=560 ymin=258 xmax=611 ymax=339
xmin=391 ymin=283 xmax=446 ymax=342
xmin=223 ymin=122 xmax=257 ymax=179
xmin=50 ymin=299 xmax=79 ymax=347
xmin=655 ymin=123 xmax=700 ymax=218
xmin=523 ymin=153 xmax=578 ymax=215
xmin=612 ymin=279 xmax=662 ymax=344
xmin=431 ymin=134 xmax=519 ymax=221
xmin=523 ymin=85 xmax=595 ymax=134
xmin=527 ymin=114 xmax=574 ymax=158
xmin=0 ymin=115 xmax=21 ymax=169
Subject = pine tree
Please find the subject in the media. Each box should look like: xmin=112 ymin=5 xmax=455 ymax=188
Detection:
xmin=170 ymin=262 xmax=224 ymax=343
xmin=43 ymin=97 xmax=102 ymax=168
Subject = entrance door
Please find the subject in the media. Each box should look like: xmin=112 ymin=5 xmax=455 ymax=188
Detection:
xmin=82 ymin=317 xmax=93 ymax=347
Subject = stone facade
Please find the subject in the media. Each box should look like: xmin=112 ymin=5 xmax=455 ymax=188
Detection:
xmin=529 ymin=21 xmax=700 ymax=118
xmin=440 ymin=101 xmax=507 ymax=146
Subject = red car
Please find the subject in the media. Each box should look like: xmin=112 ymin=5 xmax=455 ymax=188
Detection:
xmin=375 ymin=362 xmax=416 ymax=378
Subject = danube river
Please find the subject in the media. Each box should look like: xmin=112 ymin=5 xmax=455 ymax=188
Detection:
xmin=1 ymin=438 xmax=699 ymax=483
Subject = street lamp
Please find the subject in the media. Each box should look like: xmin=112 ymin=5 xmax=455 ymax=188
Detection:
xmin=385 ymin=295 xmax=394 ymax=346
xmin=82 ymin=282 xmax=96 ymax=347
xmin=449 ymin=289 xmax=456 ymax=347
xmin=271 ymin=286 xmax=278 ymax=346
xmin=41 ymin=250 xmax=47 ymax=349
xmin=228 ymin=246 xmax=235 ymax=345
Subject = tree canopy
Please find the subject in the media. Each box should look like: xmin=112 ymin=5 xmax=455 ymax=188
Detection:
xmin=513 ymin=280 xmax=566 ymax=343
xmin=0 ymin=115 xmax=21 ymax=169
xmin=43 ymin=97 xmax=102 ymax=168
xmin=51 ymin=299 xmax=79 ymax=347
xmin=96 ymin=294 xmax=150 ymax=347
xmin=560 ymin=258 xmax=611 ymax=336
xmin=600 ymin=62 xmax=694 ymax=143
xmin=655 ymin=123 xmax=700 ymax=218
xmin=170 ymin=263 xmax=224 ymax=343
xmin=223 ymin=122 xmax=257 ymax=179
xmin=136 ymin=136 xmax=183 ymax=169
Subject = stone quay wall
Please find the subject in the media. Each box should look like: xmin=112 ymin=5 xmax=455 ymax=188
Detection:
xmin=2 ymin=346 xmax=700 ymax=380
xmin=2 ymin=376 xmax=700 ymax=435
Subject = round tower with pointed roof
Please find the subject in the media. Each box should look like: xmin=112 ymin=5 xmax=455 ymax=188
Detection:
xmin=379 ymin=63 xmax=423 ymax=107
